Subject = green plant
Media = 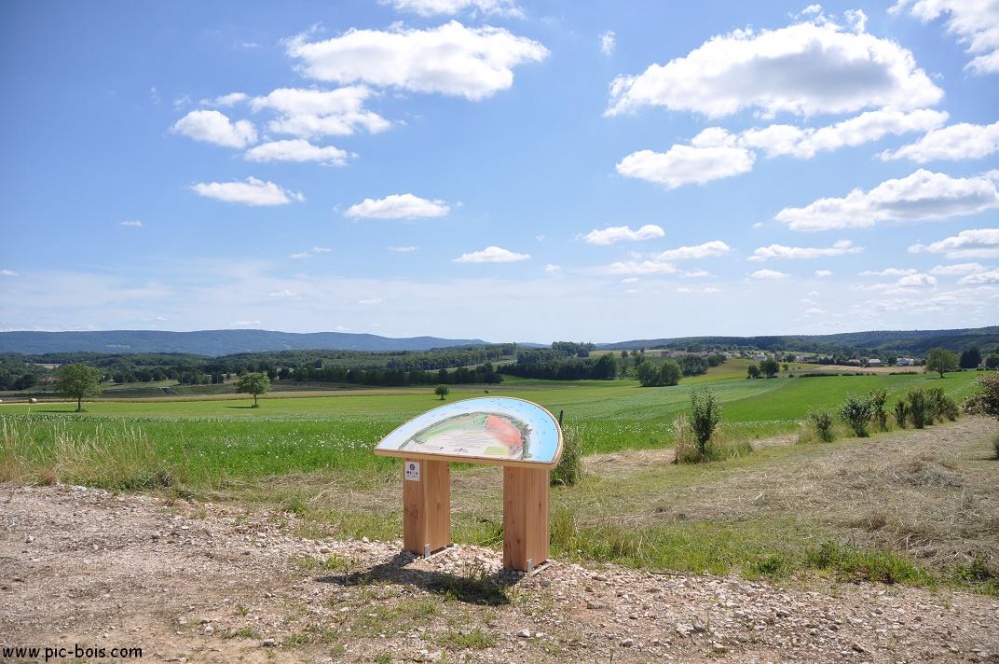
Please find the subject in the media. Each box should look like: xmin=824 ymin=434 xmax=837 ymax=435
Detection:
xmin=907 ymin=389 xmax=930 ymax=429
xmin=926 ymin=387 xmax=959 ymax=422
xmin=839 ymin=395 xmax=874 ymax=437
xmin=870 ymin=388 xmax=889 ymax=431
xmin=894 ymin=400 xmax=909 ymax=429
xmin=808 ymin=410 xmax=836 ymax=442
xmin=690 ymin=390 xmax=721 ymax=457
xmin=551 ymin=424 xmax=582 ymax=486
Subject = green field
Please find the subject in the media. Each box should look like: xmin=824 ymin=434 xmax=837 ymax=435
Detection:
xmin=0 ymin=366 xmax=983 ymax=487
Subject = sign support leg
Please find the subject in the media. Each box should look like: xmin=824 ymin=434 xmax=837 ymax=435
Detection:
xmin=402 ymin=459 xmax=451 ymax=556
xmin=503 ymin=465 xmax=550 ymax=572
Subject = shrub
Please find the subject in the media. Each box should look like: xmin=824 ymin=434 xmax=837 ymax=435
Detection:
xmin=839 ymin=395 xmax=874 ymax=437
xmin=925 ymin=387 xmax=959 ymax=422
xmin=551 ymin=424 xmax=582 ymax=487
xmin=672 ymin=414 xmax=701 ymax=464
xmin=907 ymin=389 xmax=930 ymax=429
xmin=893 ymin=400 xmax=909 ymax=429
xmin=870 ymin=388 xmax=889 ymax=432
xmin=808 ymin=410 xmax=836 ymax=442
xmin=690 ymin=390 xmax=721 ymax=457
xmin=974 ymin=371 xmax=999 ymax=420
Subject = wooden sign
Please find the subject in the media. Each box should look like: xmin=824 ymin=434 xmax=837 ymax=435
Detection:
xmin=375 ymin=397 xmax=563 ymax=572
xmin=374 ymin=396 xmax=562 ymax=468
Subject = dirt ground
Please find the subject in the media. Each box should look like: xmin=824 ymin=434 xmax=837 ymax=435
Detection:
xmin=3 ymin=423 xmax=999 ymax=663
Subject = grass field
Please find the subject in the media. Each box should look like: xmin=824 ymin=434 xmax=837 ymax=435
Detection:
xmin=2 ymin=365 xmax=996 ymax=593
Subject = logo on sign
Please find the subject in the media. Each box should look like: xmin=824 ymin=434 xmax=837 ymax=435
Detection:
xmin=405 ymin=461 xmax=421 ymax=482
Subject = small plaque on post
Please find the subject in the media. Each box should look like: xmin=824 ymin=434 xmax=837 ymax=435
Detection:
xmin=405 ymin=461 xmax=421 ymax=482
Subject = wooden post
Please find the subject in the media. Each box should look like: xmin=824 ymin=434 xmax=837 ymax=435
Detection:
xmin=402 ymin=459 xmax=451 ymax=556
xmin=502 ymin=465 xmax=550 ymax=572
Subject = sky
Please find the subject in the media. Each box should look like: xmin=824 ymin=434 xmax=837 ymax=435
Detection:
xmin=1 ymin=0 xmax=998 ymax=344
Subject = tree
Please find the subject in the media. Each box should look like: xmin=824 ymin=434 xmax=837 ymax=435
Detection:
xmin=987 ymin=354 xmax=999 ymax=370
xmin=690 ymin=390 xmax=721 ymax=458
xmin=55 ymin=363 xmax=102 ymax=412
xmin=925 ymin=348 xmax=958 ymax=378
xmin=959 ymin=347 xmax=982 ymax=370
xmin=747 ymin=363 xmax=761 ymax=380
xmin=236 ymin=372 xmax=270 ymax=407
xmin=760 ymin=358 xmax=780 ymax=378
xmin=434 ymin=384 xmax=450 ymax=400
xmin=972 ymin=371 xmax=999 ymax=421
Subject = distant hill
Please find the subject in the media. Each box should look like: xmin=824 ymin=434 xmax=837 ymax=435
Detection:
xmin=0 ymin=330 xmax=490 ymax=356
xmin=596 ymin=326 xmax=999 ymax=356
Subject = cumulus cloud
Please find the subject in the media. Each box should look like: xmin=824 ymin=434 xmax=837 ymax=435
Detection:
xmin=581 ymin=224 xmax=665 ymax=245
xmin=958 ymin=269 xmax=999 ymax=285
xmin=599 ymin=260 xmax=678 ymax=275
xmin=600 ymin=31 xmax=616 ymax=56
xmin=345 ymin=194 xmax=450 ymax=219
xmin=453 ymin=246 xmax=530 ymax=263
xmin=201 ymin=92 xmax=249 ymax=107
xmin=815 ymin=270 xmax=833 ymax=277
xmin=245 ymin=139 xmax=351 ymax=165
xmin=286 ymin=21 xmax=548 ymax=100
xmin=655 ymin=240 xmax=732 ymax=260
xmin=891 ymin=0 xmax=999 ymax=74
xmin=171 ymin=110 xmax=257 ymax=148
xmin=909 ymin=228 xmax=999 ymax=259
xmin=119 ymin=220 xmax=143 ymax=228
xmin=742 ymin=109 xmax=949 ymax=159
xmin=389 ymin=246 xmax=419 ymax=252
xmin=384 ymin=0 xmax=523 ymax=16
xmin=879 ymin=121 xmax=999 ymax=162
xmin=191 ymin=177 xmax=304 ymax=206
xmin=750 ymin=239 xmax=862 ymax=261
xmin=1 ymin=269 xmax=20 ymax=277
xmin=750 ymin=269 xmax=791 ymax=279
xmin=776 ymin=169 xmax=999 ymax=231
xmin=250 ymin=87 xmax=390 ymax=138
xmin=860 ymin=267 xmax=918 ymax=277
xmin=930 ymin=262 xmax=985 ymax=276
xmin=616 ymin=144 xmax=755 ymax=188
xmin=855 ymin=272 xmax=938 ymax=291
xmin=606 ymin=14 xmax=942 ymax=118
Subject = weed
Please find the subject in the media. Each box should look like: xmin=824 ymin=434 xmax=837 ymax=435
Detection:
xmin=840 ymin=395 xmax=874 ymax=437
xmin=551 ymin=423 xmax=582 ymax=486
xmin=435 ymin=628 xmax=497 ymax=650
xmin=808 ymin=410 xmax=836 ymax=442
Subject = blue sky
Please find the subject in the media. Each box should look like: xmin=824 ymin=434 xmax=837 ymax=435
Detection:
xmin=2 ymin=0 xmax=997 ymax=343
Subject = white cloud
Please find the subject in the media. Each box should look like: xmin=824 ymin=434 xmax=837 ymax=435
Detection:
xmin=454 ymin=246 xmax=530 ymax=263
xmin=741 ymin=109 xmax=949 ymax=159
xmin=879 ymin=121 xmax=999 ymax=162
xmin=171 ymin=110 xmax=257 ymax=148
xmin=358 ymin=298 xmax=384 ymax=305
xmin=389 ymin=246 xmax=418 ymax=252
xmin=930 ymin=262 xmax=985 ymax=276
xmin=909 ymin=228 xmax=999 ymax=259
xmin=202 ymin=92 xmax=248 ymax=107
xmin=958 ymin=269 xmax=999 ymax=285
xmin=599 ymin=260 xmax=677 ymax=275
xmin=776 ymin=169 xmax=999 ymax=231
xmin=616 ymin=144 xmax=755 ymax=188
xmin=191 ymin=177 xmax=304 ymax=206
xmin=345 ymin=193 xmax=450 ymax=219
xmin=545 ymin=264 xmax=562 ymax=273
xmin=245 ymin=139 xmax=351 ymax=165
xmin=385 ymin=0 xmax=523 ymax=16
xmin=860 ymin=267 xmax=918 ymax=276
xmin=750 ymin=239 xmax=862 ymax=261
xmin=1 ymin=269 xmax=19 ymax=277
xmin=231 ymin=320 xmax=262 ymax=327
xmin=891 ymin=0 xmax=999 ymax=74
xmin=606 ymin=14 xmax=942 ymax=118
xmin=269 ymin=289 xmax=297 ymax=298
xmin=677 ymin=286 xmax=722 ymax=294
xmin=119 ymin=220 xmax=143 ymax=228
xmin=656 ymin=240 xmax=732 ymax=261
xmin=250 ymin=87 xmax=390 ymax=138
xmin=815 ymin=270 xmax=833 ymax=277
xmin=750 ymin=269 xmax=791 ymax=280
xmin=581 ymin=224 xmax=665 ymax=245
xmin=286 ymin=21 xmax=548 ymax=101
xmin=600 ymin=31 xmax=616 ymax=56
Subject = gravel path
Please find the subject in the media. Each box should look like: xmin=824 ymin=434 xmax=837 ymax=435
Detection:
xmin=2 ymin=480 xmax=998 ymax=663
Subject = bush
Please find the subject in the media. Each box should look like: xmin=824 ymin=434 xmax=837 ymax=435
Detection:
xmin=925 ymin=387 xmax=959 ymax=422
xmin=808 ymin=410 xmax=836 ymax=442
xmin=974 ymin=371 xmax=999 ymax=420
xmin=840 ymin=395 xmax=874 ymax=437
xmin=690 ymin=390 xmax=721 ymax=456
xmin=870 ymin=388 xmax=889 ymax=432
xmin=907 ymin=389 xmax=930 ymax=429
xmin=893 ymin=400 xmax=909 ymax=429
xmin=551 ymin=424 xmax=582 ymax=487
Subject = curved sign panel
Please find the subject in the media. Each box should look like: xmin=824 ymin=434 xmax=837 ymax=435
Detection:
xmin=374 ymin=397 xmax=562 ymax=468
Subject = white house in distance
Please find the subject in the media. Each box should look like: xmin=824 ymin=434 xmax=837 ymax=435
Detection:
xmin=897 ymin=357 xmax=917 ymax=366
